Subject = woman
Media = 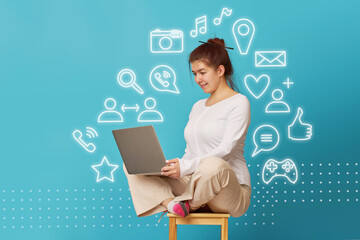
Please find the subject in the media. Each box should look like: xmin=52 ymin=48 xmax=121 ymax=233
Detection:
xmin=123 ymin=38 xmax=251 ymax=222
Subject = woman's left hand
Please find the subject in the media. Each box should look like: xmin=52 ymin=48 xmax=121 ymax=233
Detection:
xmin=161 ymin=158 xmax=180 ymax=179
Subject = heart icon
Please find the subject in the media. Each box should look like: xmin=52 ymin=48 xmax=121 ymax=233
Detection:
xmin=244 ymin=74 xmax=270 ymax=99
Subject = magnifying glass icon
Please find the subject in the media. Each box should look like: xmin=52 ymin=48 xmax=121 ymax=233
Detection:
xmin=117 ymin=69 xmax=144 ymax=94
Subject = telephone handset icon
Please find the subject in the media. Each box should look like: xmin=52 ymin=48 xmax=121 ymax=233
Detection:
xmin=154 ymin=72 xmax=170 ymax=87
xmin=73 ymin=130 xmax=96 ymax=153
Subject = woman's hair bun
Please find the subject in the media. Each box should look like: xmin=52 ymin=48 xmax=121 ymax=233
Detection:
xmin=207 ymin=38 xmax=226 ymax=48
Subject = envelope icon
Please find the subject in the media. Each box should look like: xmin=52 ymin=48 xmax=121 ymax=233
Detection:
xmin=255 ymin=51 xmax=287 ymax=67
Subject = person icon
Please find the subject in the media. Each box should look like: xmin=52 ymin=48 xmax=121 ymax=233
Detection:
xmin=97 ymin=98 xmax=124 ymax=123
xmin=265 ymin=89 xmax=290 ymax=113
xmin=137 ymin=97 xmax=163 ymax=122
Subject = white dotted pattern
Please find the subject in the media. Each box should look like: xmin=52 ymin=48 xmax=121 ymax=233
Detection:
xmin=1 ymin=162 xmax=359 ymax=229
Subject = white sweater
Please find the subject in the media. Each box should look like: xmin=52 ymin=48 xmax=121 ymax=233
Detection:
xmin=178 ymin=93 xmax=251 ymax=187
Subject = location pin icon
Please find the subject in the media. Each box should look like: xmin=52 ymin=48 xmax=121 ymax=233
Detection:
xmin=232 ymin=18 xmax=255 ymax=55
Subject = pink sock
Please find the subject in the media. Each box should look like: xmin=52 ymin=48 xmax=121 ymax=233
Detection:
xmin=171 ymin=200 xmax=190 ymax=217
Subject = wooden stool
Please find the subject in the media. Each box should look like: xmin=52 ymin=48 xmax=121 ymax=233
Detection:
xmin=167 ymin=213 xmax=230 ymax=240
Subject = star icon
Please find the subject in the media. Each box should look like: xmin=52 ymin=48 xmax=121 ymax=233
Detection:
xmin=91 ymin=156 xmax=119 ymax=182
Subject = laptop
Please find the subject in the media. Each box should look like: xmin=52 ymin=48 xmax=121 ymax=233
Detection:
xmin=112 ymin=125 xmax=166 ymax=175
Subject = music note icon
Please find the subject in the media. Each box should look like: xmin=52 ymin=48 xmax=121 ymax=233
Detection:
xmin=213 ymin=7 xmax=232 ymax=26
xmin=190 ymin=15 xmax=207 ymax=38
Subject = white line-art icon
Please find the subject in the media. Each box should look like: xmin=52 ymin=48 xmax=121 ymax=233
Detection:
xmin=138 ymin=97 xmax=164 ymax=122
xmin=121 ymin=103 xmax=139 ymax=112
xmin=283 ymin=77 xmax=294 ymax=89
xmin=150 ymin=29 xmax=184 ymax=53
xmin=252 ymin=124 xmax=280 ymax=157
xmin=255 ymin=51 xmax=286 ymax=67
xmin=117 ymin=69 xmax=144 ymax=94
xmin=232 ymin=18 xmax=255 ymax=55
xmin=72 ymin=127 xmax=98 ymax=153
xmin=150 ymin=65 xmax=179 ymax=94
xmin=288 ymin=107 xmax=313 ymax=141
xmin=213 ymin=7 xmax=232 ymax=25
xmin=265 ymin=89 xmax=290 ymax=113
xmin=244 ymin=74 xmax=270 ymax=99
xmin=98 ymin=98 xmax=124 ymax=123
xmin=190 ymin=15 xmax=207 ymax=38
xmin=91 ymin=156 xmax=119 ymax=183
xmin=262 ymin=159 xmax=298 ymax=184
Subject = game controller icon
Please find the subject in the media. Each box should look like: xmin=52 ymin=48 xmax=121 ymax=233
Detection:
xmin=262 ymin=158 xmax=298 ymax=184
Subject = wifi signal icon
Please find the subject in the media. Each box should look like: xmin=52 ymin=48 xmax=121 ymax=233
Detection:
xmin=162 ymin=71 xmax=171 ymax=78
xmin=86 ymin=127 xmax=98 ymax=139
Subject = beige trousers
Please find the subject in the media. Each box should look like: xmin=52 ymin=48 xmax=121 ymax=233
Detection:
xmin=123 ymin=156 xmax=251 ymax=218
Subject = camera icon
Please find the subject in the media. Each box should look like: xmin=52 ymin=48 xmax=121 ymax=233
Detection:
xmin=150 ymin=29 xmax=184 ymax=53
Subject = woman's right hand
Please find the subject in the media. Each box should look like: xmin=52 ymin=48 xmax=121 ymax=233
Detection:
xmin=161 ymin=158 xmax=181 ymax=179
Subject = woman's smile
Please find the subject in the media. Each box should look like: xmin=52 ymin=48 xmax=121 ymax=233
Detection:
xmin=200 ymin=83 xmax=208 ymax=89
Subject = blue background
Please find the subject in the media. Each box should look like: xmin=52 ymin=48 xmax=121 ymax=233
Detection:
xmin=0 ymin=0 xmax=359 ymax=239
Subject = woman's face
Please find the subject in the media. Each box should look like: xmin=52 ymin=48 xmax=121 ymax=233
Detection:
xmin=191 ymin=60 xmax=224 ymax=94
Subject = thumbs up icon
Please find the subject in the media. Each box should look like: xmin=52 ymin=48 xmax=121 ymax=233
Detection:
xmin=288 ymin=107 xmax=313 ymax=141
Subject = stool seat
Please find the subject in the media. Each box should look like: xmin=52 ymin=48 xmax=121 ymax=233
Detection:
xmin=167 ymin=213 xmax=230 ymax=240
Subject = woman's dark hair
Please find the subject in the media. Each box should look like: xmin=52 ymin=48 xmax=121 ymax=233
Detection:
xmin=189 ymin=38 xmax=238 ymax=91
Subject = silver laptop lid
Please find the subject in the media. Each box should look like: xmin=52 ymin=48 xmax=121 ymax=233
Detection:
xmin=112 ymin=125 xmax=166 ymax=175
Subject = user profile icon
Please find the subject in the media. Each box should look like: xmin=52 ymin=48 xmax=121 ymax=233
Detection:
xmin=97 ymin=98 xmax=124 ymax=123
xmin=265 ymin=89 xmax=290 ymax=113
xmin=137 ymin=97 xmax=163 ymax=122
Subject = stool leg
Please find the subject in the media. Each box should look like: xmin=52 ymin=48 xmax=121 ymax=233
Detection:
xmin=221 ymin=218 xmax=228 ymax=240
xmin=169 ymin=217 xmax=177 ymax=240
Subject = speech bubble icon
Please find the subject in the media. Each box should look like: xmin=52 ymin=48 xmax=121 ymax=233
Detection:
xmin=252 ymin=124 xmax=280 ymax=157
xmin=149 ymin=65 xmax=180 ymax=94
